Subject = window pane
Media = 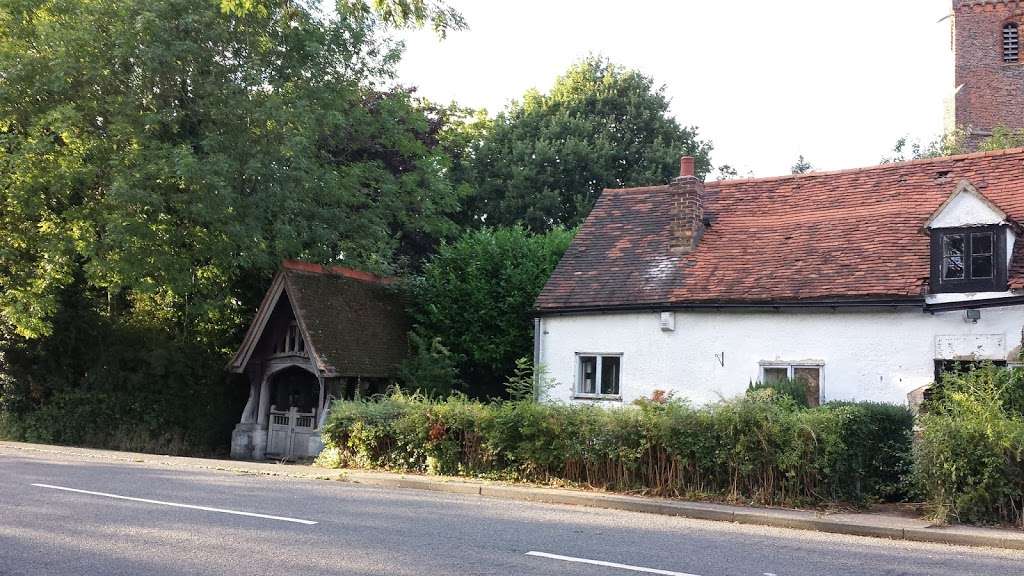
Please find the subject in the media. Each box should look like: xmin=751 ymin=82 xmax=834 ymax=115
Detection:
xmin=943 ymin=234 xmax=965 ymax=257
xmin=971 ymin=255 xmax=993 ymax=279
xmin=942 ymin=234 xmax=966 ymax=280
xmin=763 ymin=367 xmax=788 ymax=383
xmin=972 ymin=232 xmax=993 ymax=255
xmin=578 ymin=356 xmax=597 ymax=394
xmin=793 ymin=367 xmax=821 ymax=407
xmin=600 ymin=356 xmax=620 ymax=396
xmin=943 ymin=256 xmax=964 ymax=279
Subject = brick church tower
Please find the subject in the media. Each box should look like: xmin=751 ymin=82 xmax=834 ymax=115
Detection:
xmin=952 ymin=0 xmax=1024 ymax=149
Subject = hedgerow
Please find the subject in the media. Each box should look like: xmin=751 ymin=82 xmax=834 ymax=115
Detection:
xmin=914 ymin=365 xmax=1024 ymax=526
xmin=319 ymin=391 xmax=913 ymax=506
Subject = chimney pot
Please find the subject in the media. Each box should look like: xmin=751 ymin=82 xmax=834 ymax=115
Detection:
xmin=679 ymin=156 xmax=695 ymax=178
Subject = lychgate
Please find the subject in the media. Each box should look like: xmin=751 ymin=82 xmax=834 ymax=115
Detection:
xmin=227 ymin=260 xmax=408 ymax=460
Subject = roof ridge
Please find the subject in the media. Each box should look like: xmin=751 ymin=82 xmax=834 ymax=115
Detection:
xmin=600 ymin=147 xmax=1024 ymax=193
xmin=710 ymin=147 xmax=1024 ymax=187
xmin=281 ymin=259 xmax=397 ymax=285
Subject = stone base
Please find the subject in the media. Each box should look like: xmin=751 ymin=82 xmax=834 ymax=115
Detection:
xmin=230 ymin=423 xmax=267 ymax=460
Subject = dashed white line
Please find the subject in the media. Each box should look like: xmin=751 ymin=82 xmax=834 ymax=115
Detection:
xmin=31 ymin=483 xmax=318 ymax=525
xmin=525 ymin=551 xmax=700 ymax=576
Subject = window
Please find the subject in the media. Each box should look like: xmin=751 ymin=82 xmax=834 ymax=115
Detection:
xmin=274 ymin=322 xmax=306 ymax=355
xmin=934 ymin=359 xmax=1007 ymax=384
xmin=576 ymin=354 xmax=621 ymax=399
xmin=930 ymin=225 xmax=1007 ymax=293
xmin=760 ymin=363 xmax=822 ymax=407
xmin=1005 ymin=22 xmax=1020 ymax=63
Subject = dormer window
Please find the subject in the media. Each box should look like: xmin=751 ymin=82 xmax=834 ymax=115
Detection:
xmin=274 ymin=321 xmax=306 ymax=355
xmin=1005 ymin=22 xmax=1020 ymax=63
xmin=930 ymin=225 xmax=1008 ymax=293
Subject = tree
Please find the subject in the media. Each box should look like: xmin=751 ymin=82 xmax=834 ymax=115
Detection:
xmin=462 ymin=56 xmax=713 ymax=232
xmin=0 ymin=0 xmax=465 ymax=452
xmin=0 ymin=0 xmax=462 ymax=342
xmin=791 ymin=155 xmax=813 ymax=175
xmin=881 ymin=131 xmax=967 ymax=164
xmin=407 ymin=227 xmax=574 ymax=397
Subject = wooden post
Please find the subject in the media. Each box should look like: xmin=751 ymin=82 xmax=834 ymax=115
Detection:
xmin=256 ymin=372 xmax=271 ymax=426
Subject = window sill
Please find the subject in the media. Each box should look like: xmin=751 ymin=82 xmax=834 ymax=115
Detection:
xmin=573 ymin=394 xmax=623 ymax=402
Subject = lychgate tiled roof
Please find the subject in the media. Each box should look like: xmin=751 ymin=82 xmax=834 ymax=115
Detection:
xmin=282 ymin=261 xmax=409 ymax=377
xmin=536 ymin=148 xmax=1024 ymax=312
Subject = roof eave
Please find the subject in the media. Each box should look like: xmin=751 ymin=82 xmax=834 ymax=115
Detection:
xmin=534 ymin=297 xmax=927 ymax=316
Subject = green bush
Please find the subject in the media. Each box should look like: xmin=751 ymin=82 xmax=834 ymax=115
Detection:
xmin=320 ymin=391 xmax=913 ymax=506
xmin=0 ymin=310 xmax=245 ymax=456
xmin=747 ymin=378 xmax=809 ymax=408
xmin=915 ymin=366 xmax=1024 ymax=526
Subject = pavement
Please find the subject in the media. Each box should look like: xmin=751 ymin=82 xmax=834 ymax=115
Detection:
xmin=3 ymin=441 xmax=1024 ymax=576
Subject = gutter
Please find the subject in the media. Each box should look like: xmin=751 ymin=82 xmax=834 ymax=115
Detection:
xmin=925 ymin=294 xmax=1024 ymax=313
xmin=533 ymin=298 xmax=926 ymax=317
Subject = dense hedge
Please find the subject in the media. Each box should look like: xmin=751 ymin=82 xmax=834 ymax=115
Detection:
xmin=915 ymin=366 xmax=1024 ymax=526
xmin=0 ymin=306 xmax=246 ymax=456
xmin=319 ymin=392 xmax=913 ymax=506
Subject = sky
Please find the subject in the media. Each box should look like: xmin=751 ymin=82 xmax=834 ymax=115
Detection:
xmin=391 ymin=0 xmax=955 ymax=178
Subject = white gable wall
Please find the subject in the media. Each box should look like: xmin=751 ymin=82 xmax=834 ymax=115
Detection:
xmin=537 ymin=305 xmax=1024 ymax=406
xmin=928 ymin=187 xmax=1006 ymax=228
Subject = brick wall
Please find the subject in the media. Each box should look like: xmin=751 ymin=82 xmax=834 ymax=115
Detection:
xmin=953 ymin=0 xmax=1024 ymax=148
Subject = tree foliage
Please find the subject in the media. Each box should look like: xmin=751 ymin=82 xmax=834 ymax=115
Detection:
xmin=881 ymin=125 xmax=1024 ymax=165
xmin=790 ymin=155 xmax=813 ymax=175
xmin=0 ymin=0 xmax=461 ymax=341
xmin=407 ymin=227 xmax=574 ymax=397
xmin=461 ymin=56 xmax=713 ymax=232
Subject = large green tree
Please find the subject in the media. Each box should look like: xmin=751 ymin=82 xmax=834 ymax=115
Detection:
xmin=461 ymin=56 xmax=713 ymax=232
xmin=0 ymin=0 xmax=462 ymax=342
xmin=0 ymin=0 xmax=465 ymax=451
xmin=407 ymin=226 xmax=574 ymax=397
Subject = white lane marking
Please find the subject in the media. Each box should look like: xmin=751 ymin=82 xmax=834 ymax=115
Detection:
xmin=525 ymin=551 xmax=700 ymax=576
xmin=31 ymin=483 xmax=317 ymax=525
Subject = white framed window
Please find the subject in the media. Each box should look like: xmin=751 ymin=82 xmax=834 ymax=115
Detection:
xmin=758 ymin=361 xmax=823 ymax=407
xmin=575 ymin=353 xmax=622 ymax=400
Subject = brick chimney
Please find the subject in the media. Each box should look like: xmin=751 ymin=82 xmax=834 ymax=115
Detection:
xmin=669 ymin=156 xmax=704 ymax=253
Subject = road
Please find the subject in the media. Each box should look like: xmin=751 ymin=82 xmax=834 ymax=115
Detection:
xmin=1 ymin=447 xmax=1022 ymax=576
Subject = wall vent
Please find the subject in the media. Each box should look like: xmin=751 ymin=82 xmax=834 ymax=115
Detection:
xmin=659 ymin=311 xmax=675 ymax=332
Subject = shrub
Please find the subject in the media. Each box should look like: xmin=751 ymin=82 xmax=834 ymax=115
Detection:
xmin=406 ymin=226 xmax=574 ymax=398
xmin=747 ymin=378 xmax=809 ymax=408
xmin=915 ymin=366 xmax=1024 ymax=526
xmin=320 ymin=391 xmax=914 ymax=506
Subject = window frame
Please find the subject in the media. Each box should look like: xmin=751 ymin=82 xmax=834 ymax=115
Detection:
xmin=930 ymin=225 xmax=1007 ymax=293
xmin=574 ymin=352 xmax=623 ymax=400
xmin=758 ymin=362 xmax=824 ymax=406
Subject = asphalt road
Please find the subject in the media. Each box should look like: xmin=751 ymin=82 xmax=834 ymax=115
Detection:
xmin=2 ymin=448 xmax=1023 ymax=576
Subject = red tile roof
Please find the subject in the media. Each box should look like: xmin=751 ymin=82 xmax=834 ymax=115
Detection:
xmin=536 ymin=148 xmax=1024 ymax=312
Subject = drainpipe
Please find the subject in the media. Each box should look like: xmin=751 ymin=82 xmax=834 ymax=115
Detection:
xmin=533 ymin=317 xmax=543 ymax=400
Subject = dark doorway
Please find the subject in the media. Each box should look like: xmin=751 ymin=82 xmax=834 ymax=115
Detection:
xmin=269 ymin=366 xmax=319 ymax=413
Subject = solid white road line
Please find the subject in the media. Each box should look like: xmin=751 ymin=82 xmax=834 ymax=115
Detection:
xmin=31 ymin=483 xmax=318 ymax=525
xmin=525 ymin=551 xmax=700 ymax=576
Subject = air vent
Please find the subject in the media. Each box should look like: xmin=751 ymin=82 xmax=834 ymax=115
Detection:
xmin=659 ymin=311 xmax=675 ymax=332
xmin=1005 ymin=22 xmax=1019 ymax=63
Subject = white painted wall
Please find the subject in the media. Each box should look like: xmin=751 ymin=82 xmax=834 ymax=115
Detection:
xmin=537 ymin=305 xmax=1024 ymax=406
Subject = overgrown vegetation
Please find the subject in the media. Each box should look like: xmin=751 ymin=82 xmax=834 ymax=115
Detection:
xmin=915 ymin=365 xmax=1024 ymax=527
xmin=0 ymin=0 xmax=467 ymax=453
xmin=747 ymin=378 xmax=809 ymax=408
xmin=319 ymin=390 xmax=914 ymax=506
xmin=404 ymin=227 xmax=574 ymax=397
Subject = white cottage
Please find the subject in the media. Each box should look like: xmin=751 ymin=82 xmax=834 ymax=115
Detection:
xmin=534 ymin=150 xmax=1024 ymax=407
xmin=228 ymin=260 xmax=408 ymax=459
